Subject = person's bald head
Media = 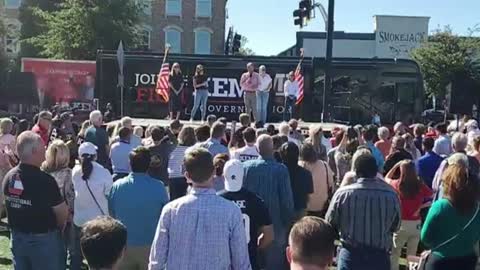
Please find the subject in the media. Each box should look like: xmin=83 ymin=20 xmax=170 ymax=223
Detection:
xmin=256 ymin=134 xmax=274 ymax=157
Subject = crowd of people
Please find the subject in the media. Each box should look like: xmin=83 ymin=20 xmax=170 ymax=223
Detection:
xmin=1 ymin=109 xmax=480 ymax=270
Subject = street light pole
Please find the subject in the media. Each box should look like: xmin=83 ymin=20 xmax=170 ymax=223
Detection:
xmin=321 ymin=0 xmax=334 ymax=122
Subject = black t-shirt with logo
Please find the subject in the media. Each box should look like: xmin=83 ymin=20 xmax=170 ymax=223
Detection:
xmin=219 ymin=188 xmax=272 ymax=270
xmin=3 ymin=164 xmax=63 ymax=233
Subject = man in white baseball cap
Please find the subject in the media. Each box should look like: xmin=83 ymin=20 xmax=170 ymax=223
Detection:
xmin=218 ymin=159 xmax=274 ymax=270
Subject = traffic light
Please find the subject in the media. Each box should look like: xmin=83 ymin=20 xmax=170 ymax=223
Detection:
xmin=299 ymin=0 xmax=312 ymax=19
xmin=232 ymin=33 xmax=242 ymax=54
xmin=293 ymin=9 xmax=304 ymax=27
xmin=293 ymin=0 xmax=313 ymax=28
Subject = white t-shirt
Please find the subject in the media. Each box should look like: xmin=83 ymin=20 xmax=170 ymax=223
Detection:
xmin=232 ymin=145 xmax=260 ymax=162
xmin=72 ymin=161 xmax=113 ymax=226
xmin=284 ymin=80 xmax=299 ymax=97
xmin=258 ymin=74 xmax=272 ymax=92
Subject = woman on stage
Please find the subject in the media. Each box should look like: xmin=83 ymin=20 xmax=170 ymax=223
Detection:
xmin=168 ymin=63 xmax=184 ymax=120
xmin=190 ymin=64 xmax=209 ymax=123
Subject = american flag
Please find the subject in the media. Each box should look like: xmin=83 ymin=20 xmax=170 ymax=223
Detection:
xmin=295 ymin=63 xmax=304 ymax=105
xmin=155 ymin=63 xmax=170 ymax=102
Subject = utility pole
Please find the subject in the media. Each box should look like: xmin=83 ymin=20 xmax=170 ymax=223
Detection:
xmin=293 ymin=0 xmax=334 ymax=122
xmin=322 ymin=0 xmax=334 ymax=122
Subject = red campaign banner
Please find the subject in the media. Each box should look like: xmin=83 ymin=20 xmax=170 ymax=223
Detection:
xmin=21 ymin=58 xmax=96 ymax=109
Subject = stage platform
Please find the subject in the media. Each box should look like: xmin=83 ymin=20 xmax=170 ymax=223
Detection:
xmin=108 ymin=118 xmax=347 ymax=133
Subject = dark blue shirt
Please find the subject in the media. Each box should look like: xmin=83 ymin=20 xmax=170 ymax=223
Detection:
xmin=416 ymin=151 xmax=444 ymax=188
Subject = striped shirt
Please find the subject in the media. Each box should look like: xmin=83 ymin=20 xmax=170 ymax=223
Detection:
xmin=168 ymin=145 xmax=189 ymax=178
xmin=243 ymin=158 xmax=294 ymax=240
xmin=326 ymin=178 xmax=401 ymax=251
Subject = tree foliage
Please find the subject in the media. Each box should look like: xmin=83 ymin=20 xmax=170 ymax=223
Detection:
xmin=27 ymin=0 xmax=143 ymax=60
xmin=238 ymin=36 xmax=255 ymax=56
xmin=412 ymin=26 xmax=480 ymax=98
xmin=0 ymin=16 xmax=9 ymax=76
xmin=18 ymin=0 xmax=63 ymax=58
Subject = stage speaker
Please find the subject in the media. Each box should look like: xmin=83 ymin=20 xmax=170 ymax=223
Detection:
xmin=2 ymin=72 xmax=37 ymax=104
xmin=449 ymin=73 xmax=477 ymax=115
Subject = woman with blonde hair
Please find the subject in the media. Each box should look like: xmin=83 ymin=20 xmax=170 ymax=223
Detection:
xmin=386 ymin=160 xmax=433 ymax=270
xmin=421 ymin=161 xmax=480 ymax=270
xmin=0 ymin=118 xmax=15 ymax=149
xmin=0 ymin=118 xmax=17 ymax=180
xmin=42 ymin=140 xmax=75 ymax=211
xmin=190 ymin=64 xmax=209 ymax=122
xmin=305 ymin=126 xmax=330 ymax=161
xmin=41 ymin=139 xmax=75 ymax=267
xmin=77 ymin=120 xmax=91 ymax=145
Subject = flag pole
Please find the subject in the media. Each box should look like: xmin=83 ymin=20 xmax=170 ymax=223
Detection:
xmin=116 ymin=41 xmax=125 ymax=117
xmin=162 ymin=45 xmax=171 ymax=67
xmin=120 ymin=84 xmax=124 ymax=117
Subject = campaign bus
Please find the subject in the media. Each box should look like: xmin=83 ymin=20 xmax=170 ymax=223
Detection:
xmin=96 ymin=50 xmax=424 ymax=124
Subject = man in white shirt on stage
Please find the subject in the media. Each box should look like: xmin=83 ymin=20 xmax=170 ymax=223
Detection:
xmin=256 ymin=65 xmax=272 ymax=125
xmin=283 ymin=71 xmax=299 ymax=121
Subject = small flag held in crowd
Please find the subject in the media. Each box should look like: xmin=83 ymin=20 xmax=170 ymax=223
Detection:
xmin=295 ymin=48 xmax=305 ymax=105
xmin=155 ymin=45 xmax=171 ymax=103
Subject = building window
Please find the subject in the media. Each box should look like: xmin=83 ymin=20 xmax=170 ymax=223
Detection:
xmin=196 ymin=0 xmax=212 ymax=17
xmin=166 ymin=0 xmax=181 ymax=16
xmin=4 ymin=0 xmax=22 ymax=9
xmin=140 ymin=28 xmax=151 ymax=49
xmin=5 ymin=23 xmax=20 ymax=54
xmin=194 ymin=29 xmax=211 ymax=55
xmin=165 ymin=27 xmax=181 ymax=53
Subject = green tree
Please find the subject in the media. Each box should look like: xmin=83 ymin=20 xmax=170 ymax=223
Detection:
xmin=412 ymin=26 xmax=480 ymax=98
xmin=18 ymin=0 xmax=63 ymax=58
xmin=28 ymin=0 xmax=143 ymax=60
xmin=0 ymin=17 xmax=8 ymax=77
xmin=238 ymin=36 xmax=255 ymax=56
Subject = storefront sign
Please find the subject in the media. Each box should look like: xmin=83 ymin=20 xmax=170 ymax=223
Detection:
xmin=374 ymin=16 xmax=430 ymax=59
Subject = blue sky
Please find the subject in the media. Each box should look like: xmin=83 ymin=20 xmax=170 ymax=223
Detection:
xmin=227 ymin=0 xmax=480 ymax=56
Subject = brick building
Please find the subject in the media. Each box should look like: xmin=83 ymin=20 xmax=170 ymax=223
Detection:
xmin=1 ymin=0 xmax=227 ymax=57
xmin=150 ymin=0 xmax=227 ymax=54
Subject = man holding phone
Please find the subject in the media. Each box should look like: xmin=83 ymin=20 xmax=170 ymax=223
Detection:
xmin=240 ymin=63 xmax=261 ymax=122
